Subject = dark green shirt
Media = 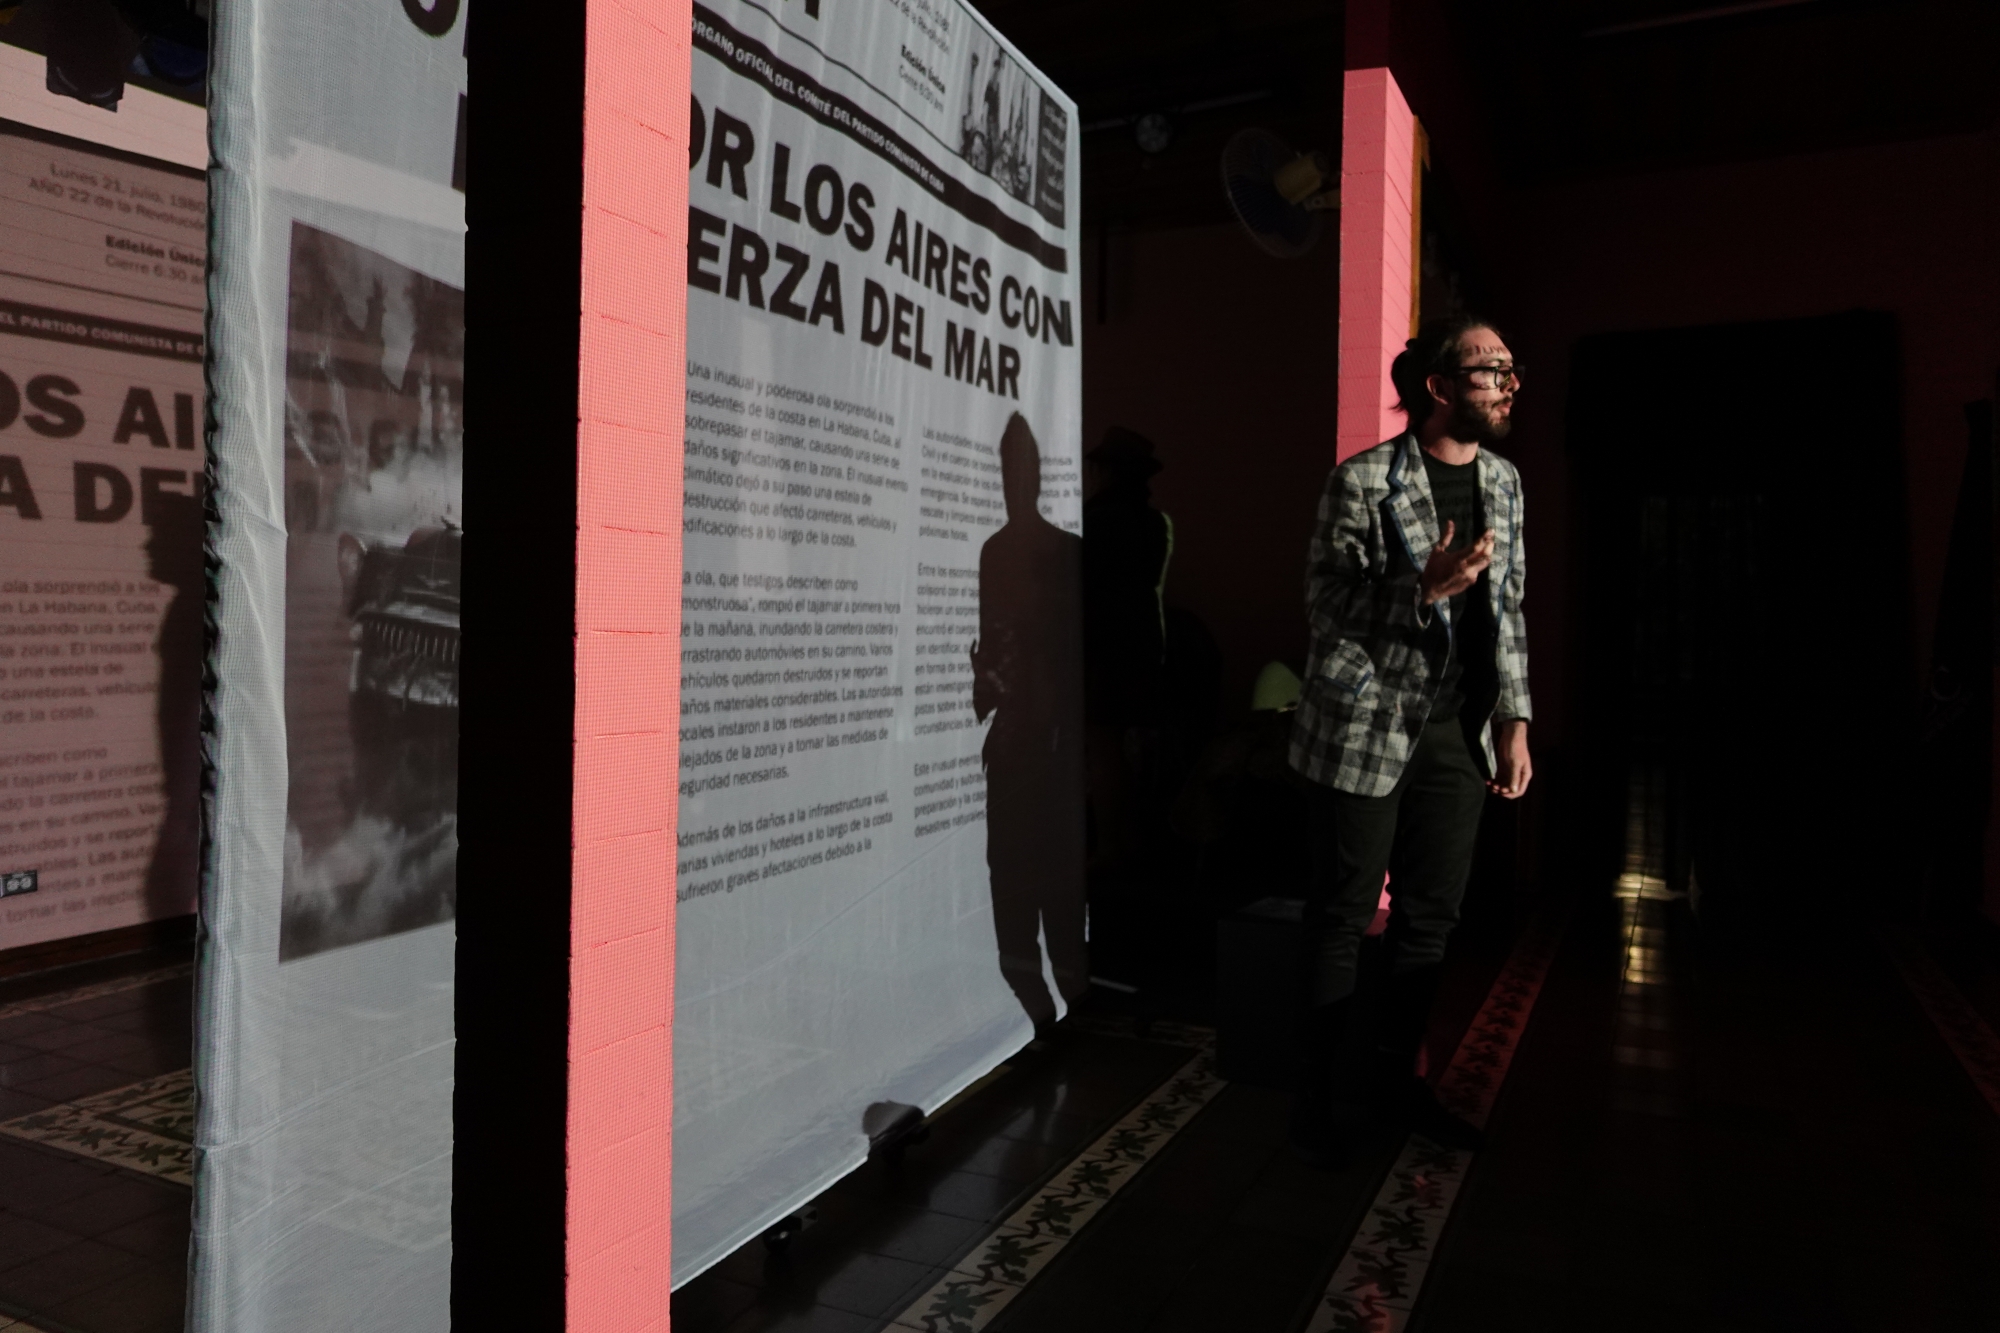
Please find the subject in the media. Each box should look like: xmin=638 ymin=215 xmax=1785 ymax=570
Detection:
xmin=1420 ymin=450 xmax=1498 ymax=723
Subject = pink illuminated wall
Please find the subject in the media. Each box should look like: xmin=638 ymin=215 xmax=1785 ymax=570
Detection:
xmin=1337 ymin=67 xmax=1418 ymax=463
xmin=570 ymin=0 xmax=691 ymax=1324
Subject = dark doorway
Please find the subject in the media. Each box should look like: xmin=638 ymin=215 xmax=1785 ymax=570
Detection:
xmin=1913 ymin=398 xmax=1994 ymax=932
xmin=1569 ymin=311 xmax=1911 ymax=933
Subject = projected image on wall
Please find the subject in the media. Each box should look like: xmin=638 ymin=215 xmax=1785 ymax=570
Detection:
xmin=277 ymin=222 xmax=463 ymax=961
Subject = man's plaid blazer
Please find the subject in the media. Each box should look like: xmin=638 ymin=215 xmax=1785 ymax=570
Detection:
xmin=1289 ymin=433 xmax=1531 ymax=797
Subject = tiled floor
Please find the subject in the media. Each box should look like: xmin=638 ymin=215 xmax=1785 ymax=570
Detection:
xmin=669 ymin=920 xmax=1533 ymax=1333
xmin=0 ymin=960 xmax=192 ymax=1333
xmin=6 ymin=820 xmax=1998 ymax=1333
xmin=671 ymin=774 xmax=2000 ymax=1331
xmin=674 ymin=1031 xmax=1204 ymax=1332
xmin=889 ymin=1030 xmax=1228 ymax=1330
xmin=1419 ymin=905 xmax=2000 ymax=1330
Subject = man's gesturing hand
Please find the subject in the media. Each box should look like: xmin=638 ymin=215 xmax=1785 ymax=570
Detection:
xmin=1420 ymin=520 xmax=1495 ymax=605
xmin=1489 ymin=719 xmax=1532 ymax=798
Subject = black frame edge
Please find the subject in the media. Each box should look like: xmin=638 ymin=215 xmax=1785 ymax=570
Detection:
xmin=453 ymin=4 xmax=585 ymax=1325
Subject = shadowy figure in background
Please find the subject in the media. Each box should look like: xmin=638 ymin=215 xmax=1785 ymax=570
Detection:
xmin=42 ymin=0 xmax=130 ymax=109
xmin=144 ymin=487 xmax=204 ymax=926
xmin=972 ymin=414 xmax=1088 ymax=1029
xmin=1081 ymin=427 xmax=1172 ymax=871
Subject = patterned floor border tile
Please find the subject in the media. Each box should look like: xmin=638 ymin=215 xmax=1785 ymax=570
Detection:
xmin=887 ymin=1031 xmax=1225 ymax=1333
xmin=1883 ymin=933 xmax=2000 ymax=1118
xmin=0 ymin=962 xmax=194 ymax=1022
xmin=0 ymin=1067 xmax=193 ymax=1185
xmin=1065 ymin=1013 xmax=1215 ymax=1050
xmin=1302 ymin=910 xmax=1568 ymax=1333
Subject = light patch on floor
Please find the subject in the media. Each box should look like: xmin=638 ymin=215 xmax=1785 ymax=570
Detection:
xmin=0 ymin=1068 xmax=193 ymax=1186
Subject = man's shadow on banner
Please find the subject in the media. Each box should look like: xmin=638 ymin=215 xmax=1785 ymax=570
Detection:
xmin=144 ymin=488 xmax=203 ymax=928
xmin=970 ymin=414 xmax=1088 ymax=1030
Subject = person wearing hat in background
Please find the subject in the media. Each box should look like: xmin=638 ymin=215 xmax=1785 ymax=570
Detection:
xmin=1082 ymin=427 xmax=1174 ymax=873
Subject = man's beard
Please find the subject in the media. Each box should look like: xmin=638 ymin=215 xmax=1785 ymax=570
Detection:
xmin=1449 ymin=394 xmax=1513 ymax=442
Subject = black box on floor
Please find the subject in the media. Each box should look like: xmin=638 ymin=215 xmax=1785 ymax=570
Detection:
xmin=1216 ymin=897 xmax=1304 ymax=1088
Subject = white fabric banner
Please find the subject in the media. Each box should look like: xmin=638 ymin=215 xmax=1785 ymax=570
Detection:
xmin=0 ymin=119 xmax=205 ymax=949
xmin=195 ymin=1 xmax=464 ymax=1328
xmin=679 ymin=0 xmax=1083 ymax=1282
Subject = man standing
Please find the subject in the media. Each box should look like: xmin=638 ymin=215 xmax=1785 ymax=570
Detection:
xmin=1290 ymin=315 xmax=1532 ymax=1156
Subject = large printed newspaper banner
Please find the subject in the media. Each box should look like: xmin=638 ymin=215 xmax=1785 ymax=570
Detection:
xmin=679 ymin=0 xmax=1084 ymax=1280
xmin=0 ymin=120 xmax=204 ymax=949
xmin=196 ymin=1 xmax=464 ymax=1328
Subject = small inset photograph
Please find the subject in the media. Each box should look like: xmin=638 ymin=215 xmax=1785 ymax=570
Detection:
xmin=277 ymin=222 xmax=463 ymax=961
xmin=958 ymin=28 xmax=1036 ymax=204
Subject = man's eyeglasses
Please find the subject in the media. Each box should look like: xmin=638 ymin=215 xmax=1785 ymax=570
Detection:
xmin=1450 ymin=364 xmax=1522 ymax=390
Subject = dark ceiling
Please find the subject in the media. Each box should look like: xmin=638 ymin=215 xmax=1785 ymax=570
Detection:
xmin=980 ymin=0 xmax=2000 ymax=232
xmin=4 ymin=0 xmax=1991 ymax=233
xmin=1465 ymin=0 xmax=2000 ymax=178
xmin=0 ymin=0 xmax=209 ymax=108
xmin=979 ymin=0 xmax=1345 ymax=231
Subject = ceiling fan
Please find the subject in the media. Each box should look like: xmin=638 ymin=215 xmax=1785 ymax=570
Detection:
xmin=1221 ymin=128 xmax=1338 ymax=259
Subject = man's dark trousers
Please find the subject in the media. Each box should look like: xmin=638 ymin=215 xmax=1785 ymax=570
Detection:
xmin=1305 ymin=718 xmax=1487 ymax=1011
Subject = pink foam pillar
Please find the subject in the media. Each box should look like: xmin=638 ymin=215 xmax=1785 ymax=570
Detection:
xmin=1337 ymin=67 xmax=1419 ymax=462
xmin=570 ymin=0 xmax=691 ymax=1325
